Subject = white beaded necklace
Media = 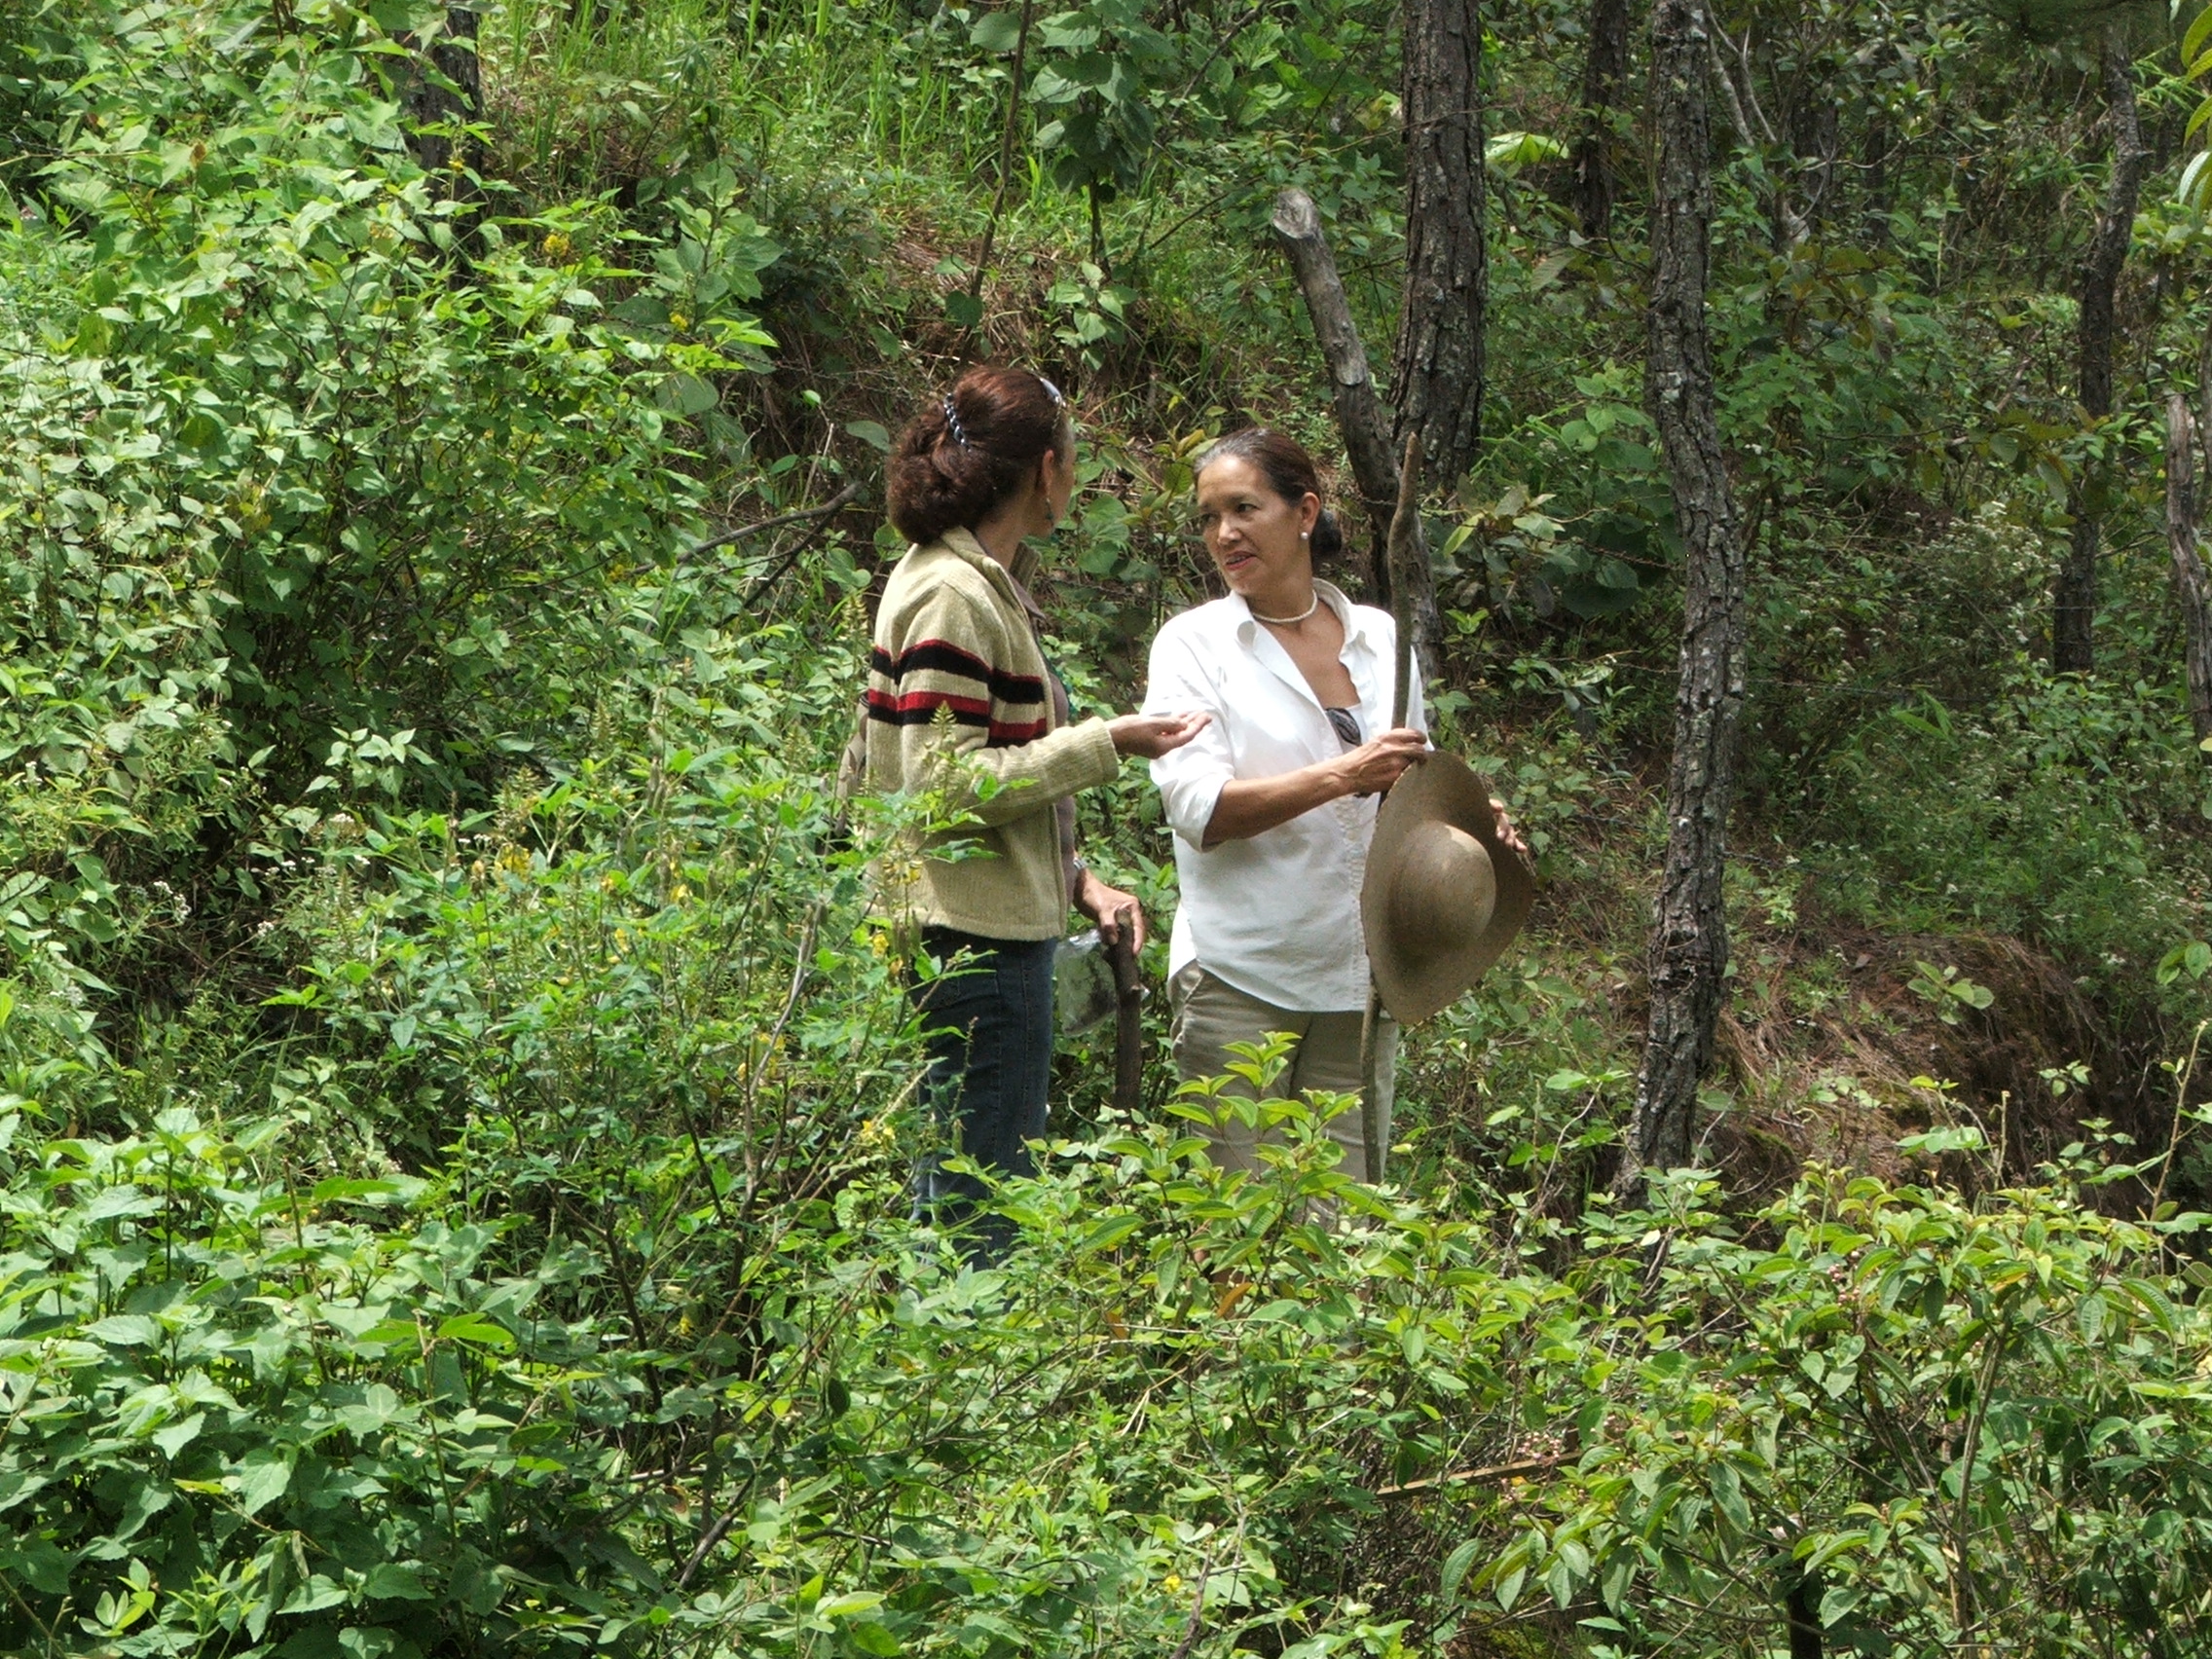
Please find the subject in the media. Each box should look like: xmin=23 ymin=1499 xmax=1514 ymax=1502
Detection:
xmin=1250 ymin=591 xmax=1319 ymax=627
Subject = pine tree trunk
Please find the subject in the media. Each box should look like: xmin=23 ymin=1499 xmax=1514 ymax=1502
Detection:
xmin=1391 ymin=0 xmax=1485 ymax=510
xmin=2166 ymin=392 xmax=2212 ymax=751
xmin=2054 ymin=32 xmax=2147 ymax=675
xmin=403 ymin=5 xmax=482 ymax=181
xmin=1572 ymin=0 xmax=1632 ymax=240
xmin=1616 ymin=0 xmax=1748 ymax=1194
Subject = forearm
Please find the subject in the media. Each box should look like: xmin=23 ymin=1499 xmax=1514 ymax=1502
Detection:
xmin=908 ymin=718 xmax=1120 ymax=827
xmin=1200 ymin=759 xmax=1347 ymax=849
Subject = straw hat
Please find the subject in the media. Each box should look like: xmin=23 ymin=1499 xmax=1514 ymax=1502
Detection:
xmin=1360 ymin=754 xmax=1534 ymax=1025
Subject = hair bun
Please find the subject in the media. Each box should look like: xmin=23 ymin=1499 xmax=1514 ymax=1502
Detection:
xmin=886 ymin=366 xmax=1073 ymax=545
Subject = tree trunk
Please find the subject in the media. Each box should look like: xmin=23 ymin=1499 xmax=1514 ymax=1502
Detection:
xmin=2166 ymin=391 xmax=2212 ymax=751
xmin=1615 ymin=0 xmax=1749 ymax=1195
xmin=1272 ymin=189 xmax=1441 ymax=657
xmin=402 ymin=5 xmax=482 ymax=181
xmin=2054 ymin=32 xmax=2147 ymax=675
xmin=1391 ymin=0 xmax=1486 ymax=498
xmin=1572 ymin=0 xmax=1632 ymax=240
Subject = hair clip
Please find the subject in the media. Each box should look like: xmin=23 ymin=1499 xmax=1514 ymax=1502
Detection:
xmin=942 ymin=394 xmax=969 ymax=447
xmin=1035 ymin=373 xmax=1065 ymax=409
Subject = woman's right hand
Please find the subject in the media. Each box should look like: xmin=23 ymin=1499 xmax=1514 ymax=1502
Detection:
xmin=1110 ymin=710 xmax=1212 ymax=758
xmin=1334 ymin=726 xmax=1427 ymax=798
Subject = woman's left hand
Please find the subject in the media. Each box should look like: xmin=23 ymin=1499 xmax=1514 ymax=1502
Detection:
xmin=1077 ymin=870 xmax=1147 ymax=954
xmin=1491 ymin=797 xmax=1531 ymax=863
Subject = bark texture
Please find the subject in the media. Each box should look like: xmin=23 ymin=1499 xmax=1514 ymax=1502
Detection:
xmin=1571 ymin=0 xmax=1632 ymax=240
xmin=1785 ymin=1567 xmax=1825 ymax=1659
xmin=402 ymin=5 xmax=481 ymax=181
xmin=2166 ymin=391 xmax=2212 ymax=751
xmin=2054 ymin=33 xmax=2147 ymax=675
xmin=1272 ymin=188 xmax=1441 ymax=656
xmin=1617 ymin=0 xmax=1749 ymax=1192
xmin=1107 ymin=931 xmax=1144 ymax=1116
xmin=1390 ymin=0 xmax=1486 ymax=494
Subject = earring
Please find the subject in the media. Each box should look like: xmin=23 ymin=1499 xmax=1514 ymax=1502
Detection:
xmin=1301 ymin=531 xmax=1309 ymax=540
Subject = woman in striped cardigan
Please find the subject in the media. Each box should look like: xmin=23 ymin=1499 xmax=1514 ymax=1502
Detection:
xmin=866 ymin=365 xmax=1207 ymax=1255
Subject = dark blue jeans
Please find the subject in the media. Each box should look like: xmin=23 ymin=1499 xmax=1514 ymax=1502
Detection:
xmin=909 ymin=927 xmax=1057 ymax=1258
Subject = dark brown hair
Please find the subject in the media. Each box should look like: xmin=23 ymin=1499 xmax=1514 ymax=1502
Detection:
xmin=1196 ymin=425 xmax=1346 ymax=566
xmin=885 ymin=366 xmax=1072 ymax=545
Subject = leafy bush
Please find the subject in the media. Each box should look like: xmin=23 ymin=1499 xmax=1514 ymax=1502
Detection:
xmin=1490 ymin=1168 xmax=2212 ymax=1659
xmin=0 ymin=0 xmax=765 ymax=1004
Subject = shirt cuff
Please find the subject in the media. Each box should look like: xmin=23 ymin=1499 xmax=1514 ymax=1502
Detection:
xmin=1161 ymin=769 xmax=1228 ymax=849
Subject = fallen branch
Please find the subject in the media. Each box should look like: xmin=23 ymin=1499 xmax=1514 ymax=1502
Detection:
xmin=1270 ymin=187 xmax=1401 ymax=600
xmin=1373 ymin=1452 xmax=1568 ymax=1498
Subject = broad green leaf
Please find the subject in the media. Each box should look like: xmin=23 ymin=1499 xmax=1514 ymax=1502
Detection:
xmin=361 ymin=1562 xmax=433 ymax=1602
xmin=970 ymin=10 xmax=1024 ymax=52
xmin=437 ymin=1312 xmax=516 ymax=1349
xmin=1076 ymin=1213 xmax=1142 ymax=1254
xmin=236 ymin=1450 xmax=293 ymax=1517
xmin=151 ymin=1411 xmax=204 ymax=1456
xmin=84 ymin=1314 xmax=161 ymax=1346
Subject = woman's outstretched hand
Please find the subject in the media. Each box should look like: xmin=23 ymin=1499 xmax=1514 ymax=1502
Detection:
xmin=1334 ymin=726 xmax=1427 ymax=798
xmin=1110 ymin=710 xmax=1212 ymax=758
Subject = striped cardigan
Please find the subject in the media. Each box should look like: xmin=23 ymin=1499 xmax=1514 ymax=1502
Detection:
xmin=864 ymin=528 xmax=1119 ymax=940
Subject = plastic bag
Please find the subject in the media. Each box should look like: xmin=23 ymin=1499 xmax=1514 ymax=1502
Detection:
xmin=1053 ymin=930 xmax=1119 ymax=1037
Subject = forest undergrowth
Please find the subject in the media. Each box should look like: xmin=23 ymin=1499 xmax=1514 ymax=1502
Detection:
xmin=6 ymin=1 xmax=2212 ymax=1655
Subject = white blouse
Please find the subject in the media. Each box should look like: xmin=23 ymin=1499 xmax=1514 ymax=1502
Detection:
xmin=1144 ymin=582 xmax=1426 ymax=1012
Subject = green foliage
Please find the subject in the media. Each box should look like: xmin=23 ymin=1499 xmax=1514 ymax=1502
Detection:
xmin=1486 ymin=1168 xmax=2212 ymax=1658
xmin=1907 ymin=960 xmax=1997 ymax=1023
xmin=0 ymin=1103 xmax=664 ymax=1658
xmin=8 ymin=3 xmax=2212 ymax=1656
xmin=0 ymin=0 xmax=773 ymax=1003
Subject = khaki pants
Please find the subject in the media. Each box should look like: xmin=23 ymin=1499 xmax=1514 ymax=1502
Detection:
xmin=1168 ymin=964 xmax=1397 ymax=1183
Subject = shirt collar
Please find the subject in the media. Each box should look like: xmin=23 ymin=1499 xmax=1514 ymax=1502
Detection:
xmin=933 ymin=524 xmax=1024 ymax=600
xmin=927 ymin=525 xmax=1057 ymax=635
xmin=1232 ymin=580 xmax=1375 ymax=648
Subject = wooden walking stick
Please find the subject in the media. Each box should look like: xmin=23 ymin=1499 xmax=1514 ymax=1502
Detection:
xmin=1357 ymin=431 xmax=1427 ymax=1183
xmin=1106 ymin=928 xmax=1145 ymax=1116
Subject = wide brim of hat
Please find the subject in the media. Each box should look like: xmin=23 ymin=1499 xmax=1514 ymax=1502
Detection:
xmin=1360 ymin=753 xmax=1534 ymax=1026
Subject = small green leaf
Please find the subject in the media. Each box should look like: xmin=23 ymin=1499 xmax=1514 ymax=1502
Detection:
xmin=1076 ymin=1213 xmax=1142 ymax=1255
xmin=437 ymin=1311 xmax=516 ymax=1349
xmin=1440 ymin=1538 xmax=1481 ymax=1604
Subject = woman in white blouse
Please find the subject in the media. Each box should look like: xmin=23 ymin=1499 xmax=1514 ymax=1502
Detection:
xmin=1144 ymin=427 xmax=1511 ymax=1181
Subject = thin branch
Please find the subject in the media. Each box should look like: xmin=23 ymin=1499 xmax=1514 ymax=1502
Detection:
xmin=1728 ymin=21 xmax=1780 ymax=147
xmin=676 ymin=1512 xmax=737 ymax=1589
xmin=2150 ymin=1019 xmax=2209 ymax=1221
xmin=690 ymin=478 xmax=864 ymax=561
xmin=1704 ymin=20 xmax=1759 ymax=153
xmin=1704 ymin=12 xmax=1808 ymax=245
xmin=968 ymin=0 xmax=1037 ymax=309
xmin=739 ymin=480 xmax=868 ymax=606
